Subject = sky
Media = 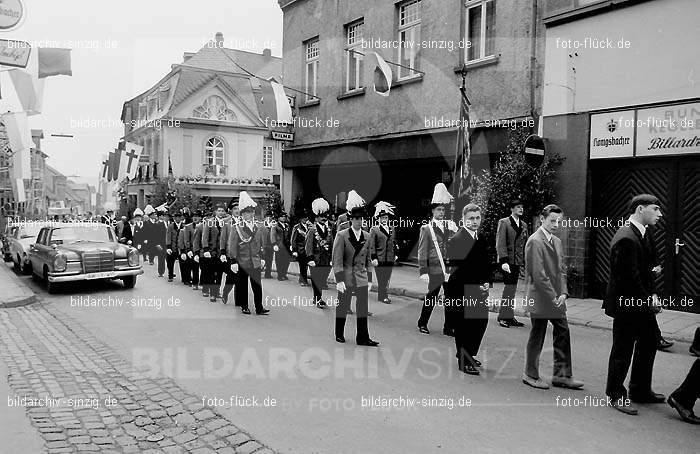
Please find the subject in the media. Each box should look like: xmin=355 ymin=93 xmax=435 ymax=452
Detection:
xmin=1 ymin=0 xmax=283 ymax=187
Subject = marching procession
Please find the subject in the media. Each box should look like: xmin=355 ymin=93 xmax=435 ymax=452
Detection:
xmin=94 ymin=183 xmax=699 ymax=424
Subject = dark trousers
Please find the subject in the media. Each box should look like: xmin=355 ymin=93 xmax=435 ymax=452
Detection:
xmin=310 ymin=266 xmax=331 ymax=302
xmin=235 ymin=266 xmax=263 ymax=312
xmin=336 ymin=285 xmax=370 ymax=342
xmin=447 ymin=285 xmax=489 ymax=361
xmin=166 ymin=250 xmax=178 ymax=279
xmin=189 ymin=256 xmax=200 ymax=286
xmin=263 ymin=247 xmax=273 ymax=277
xmin=526 ymin=315 xmax=573 ymax=380
xmin=605 ymin=313 xmax=658 ymax=400
xmin=200 ymin=256 xmax=223 ymax=296
xmin=275 ymin=248 xmax=290 ymax=279
xmin=297 ymin=253 xmax=309 ymax=283
xmin=498 ymin=264 xmax=520 ymax=320
xmin=221 ymin=267 xmax=236 ymax=302
xmin=178 ymin=254 xmax=189 ymax=283
xmin=149 ymin=245 xmax=165 ymax=276
xmin=375 ymin=264 xmax=393 ymax=301
xmin=670 ymin=359 xmax=700 ymax=409
xmin=418 ymin=273 xmax=447 ymax=329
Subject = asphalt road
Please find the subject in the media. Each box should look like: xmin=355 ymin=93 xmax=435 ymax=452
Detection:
xmin=11 ymin=262 xmax=700 ymax=453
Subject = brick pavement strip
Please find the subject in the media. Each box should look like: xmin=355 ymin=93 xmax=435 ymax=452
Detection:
xmin=0 ymin=304 xmax=280 ymax=453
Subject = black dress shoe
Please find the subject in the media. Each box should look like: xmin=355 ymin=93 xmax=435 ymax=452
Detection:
xmin=335 ymin=336 xmax=345 ymax=343
xmin=222 ymin=295 xmax=228 ymax=305
xmin=299 ymin=281 xmax=309 ymax=287
xmin=357 ymin=339 xmax=379 ymax=347
xmin=497 ymin=319 xmax=510 ymax=328
xmin=209 ymin=296 xmax=218 ymax=302
xmin=691 ymin=345 xmax=700 ymax=357
xmin=509 ymin=318 xmax=525 ymax=327
xmin=667 ymin=395 xmax=700 ymax=424
xmin=443 ymin=328 xmax=455 ymax=337
xmin=630 ymin=392 xmax=666 ymax=403
xmin=241 ymin=308 xmax=251 ymax=315
xmin=610 ymin=398 xmax=638 ymax=415
xmin=473 ymin=358 xmax=482 ymax=367
xmin=460 ymin=364 xmax=480 ymax=375
xmin=657 ymin=337 xmax=674 ymax=351
xmin=256 ymin=309 xmax=270 ymax=315
xmin=418 ymin=325 xmax=430 ymax=335
xmin=316 ymin=300 xmax=327 ymax=308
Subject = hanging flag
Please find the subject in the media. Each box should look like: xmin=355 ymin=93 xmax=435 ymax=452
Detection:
xmin=453 ymin=83 xmax=472 ymax=198
xmin=168 ymin=154 xmax=174 ymax=177
xmin=37 ymin=48 xmax=72 ymax=78
xmin=259 ymin=79 xmax=293 ymax=124
xmin=107 ymin=149 xmax=123 ymax=182
xmin=124 ymin=142 xmax=143 ymax=180
xmin=8 ymin=69 xmax=45 ymax=115
xmin=2 ymin=111 xmax=32 ymax=180
xmin=100 ymin=153 xmax=109 ymax=182
xmin=370 ymin=52 xmax=392 ymax=97
xmin=13 ymin=178 xmax=26 ymax=203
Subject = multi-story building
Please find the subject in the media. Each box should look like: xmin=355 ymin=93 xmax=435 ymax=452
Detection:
xmin=0 ymin=127 xmax=46 ymax=218
xmin=278 ymin=0 xmax=544 ymax=254
xmin=541 ymin=0 xmax=699 ymax=309
xmin=121 ymin=32 xmax=289 ymax=209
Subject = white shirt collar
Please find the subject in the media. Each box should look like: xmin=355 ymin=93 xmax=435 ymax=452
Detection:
xmin=539 ymin=226 xmax=553 ymax=242
xmin=466 ymin=228 xmax=478 ymax=240
xmin=628 ymin=218 xmax=646 ymax=237
xmin=351 ymin=227 xmax=362 ymax=241
xmin=245 ymin=219 xmax=254 ymax=230
xmin=510 ymin=215 xmax=520 ymax=227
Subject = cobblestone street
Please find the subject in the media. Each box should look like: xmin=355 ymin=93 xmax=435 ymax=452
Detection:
xmin=0 ymin=303 xmax=278 ymax=454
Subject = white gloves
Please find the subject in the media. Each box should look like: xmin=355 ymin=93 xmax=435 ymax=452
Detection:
xmin=371 ymin=259 xmax=379 ymax=267
xmin=273 ymin=245 xmax=279 ymax=252
xmin=180 ymin=253 xmax=187 ymax=261
xmin=336 ymin=282 xmax=346 ymax=293
xmin=231 ymin=263 xmax=239 ymax=273
xmin=292 ymin=252 xmax=298 ymax=257
xmin=187 ymin=251 xmax=193 ymax=258
xmin=308 ymin=261 xmax=316 ymax=267
xmin=261 ymin=259 xmax=265 ymax=268
xmin=166 ymin=248 xmax=172 ymax=255
xmin=419 ymin=274 xmax=429 ymax=282
xmin=219 ymin=255 xmax=227 ymax=263
xmin=137 ymin=244 xmax=141 ymax=250
xmin=501 ymin=263 xmax=511 ymax=274
xmin=194 ymin=255 xmax=200 ymax=263
xmin=203 ymin=251 xmax=211 ymax=258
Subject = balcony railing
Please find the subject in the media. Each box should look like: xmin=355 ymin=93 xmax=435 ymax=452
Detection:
xmin=203 ymin=164 xmax=227 ymax=176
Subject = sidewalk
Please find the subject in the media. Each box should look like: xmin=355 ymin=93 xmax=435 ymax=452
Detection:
xmin=0 ymin=262 xmax=36 ymax=308
xmin=282 ymin=261 xmax=699 ymax=343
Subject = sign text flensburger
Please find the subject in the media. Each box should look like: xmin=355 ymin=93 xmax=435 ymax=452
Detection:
xmin=590 ymin=101 xmax=699 ymax=159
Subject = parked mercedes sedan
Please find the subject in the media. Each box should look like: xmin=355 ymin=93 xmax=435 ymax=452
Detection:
xmin=29 ymin=222 xmax=143 ymax=293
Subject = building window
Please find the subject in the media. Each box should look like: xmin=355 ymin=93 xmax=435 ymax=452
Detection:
xmin=398 ymin=0 xmax=421 ymax=79
xmin=193 ymin=95 xmax=237 ymax=121
xmin=138 ymin=102 xmax=147 ymax=121
xmin=262 ymin=146 xmax=273 ymax=169
xmin=465 ymin=0 xmax=495 ymax=62
xmin=205 ymin=137 xmax=225 ymax=166
xmin=345 ymin=20 xmax=364 ymax=92
xmin=304 ymin=38 xmax=319 ymax=102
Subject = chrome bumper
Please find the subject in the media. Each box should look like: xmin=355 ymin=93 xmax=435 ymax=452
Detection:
xmin=48 ymin=268 xmax=143 ymax=282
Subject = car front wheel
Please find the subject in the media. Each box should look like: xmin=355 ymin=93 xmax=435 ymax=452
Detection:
xmin=44 ymin=267 xmax=58 ymax=294
xmin=123 ymin=275 xmax=137 ymax=289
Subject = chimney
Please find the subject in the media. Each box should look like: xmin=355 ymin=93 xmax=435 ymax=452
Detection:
xmin=215 ymin=32 xmax=224 ymax=48
xmin=262 ymin=48 xmax=272 ymax=58
xmin=183 ymin=52 xmax=194 ymax=62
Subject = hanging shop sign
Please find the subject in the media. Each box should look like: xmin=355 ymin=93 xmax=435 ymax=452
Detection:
xmin=589 ymin=110 xmax=635 ymax=159
xmin=636 ymin=102 xmax=700 ymax=157
xmin=0 ymin=0 xmax=24 ymax=31
xmin=0 ymin=39 xmax=30 ymax=67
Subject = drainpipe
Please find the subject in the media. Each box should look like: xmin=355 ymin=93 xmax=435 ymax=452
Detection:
xmin=529 ymin=0 xmax=539 ymax=132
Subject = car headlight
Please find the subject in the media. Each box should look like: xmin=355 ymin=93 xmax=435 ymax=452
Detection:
xmin=127 ymin=248 xmax=140 ymax=267
xmin=54 ymin=254 xmax=67 ymax=272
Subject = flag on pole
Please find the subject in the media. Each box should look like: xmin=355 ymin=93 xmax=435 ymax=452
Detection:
xmin=13 ymin=178 xmax=26 ymax=203
xmin=124 ymin=142 xmax=143 ymax=180
xmin=259 ymin=79 xmax=293 ymax=124
xmin=8 ymin=69 xmax=45 ymax=115
xmin=370 ymin=52 xmax=392 ymax=97
xmin=107 ymin=149 xmax=123 ymax=182
xmin=117 ymin=143 xmax=129 ymax=179
xmin=168 ymin=154 xmax=173 ymax=177
xmin=100 ymin=153 xmax=109 ymax=182
xmin=37 ymin=48 xmax=72 ymax=78
xmin=2 ymin=111 xmax=32 ymax=180
xmin=453 ymin=82 xmax=472 ymax=198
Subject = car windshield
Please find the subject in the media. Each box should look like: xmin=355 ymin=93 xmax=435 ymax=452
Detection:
xmin=50 ymin=226 xmax=114 ymax=244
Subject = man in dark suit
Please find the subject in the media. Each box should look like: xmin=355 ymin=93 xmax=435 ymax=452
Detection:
xmin=290 ymin=210 xmax=311 ymax=286
xmin=226 ymin=192 xmax=269 ymax=315
xmin=201 ymin=203 xmax=229 ymax=302
xmin=262 ymin=213 xmax=275 ymax=279
xmin=332 ymin=203 xmax=378 ymax=346
xmin=523 ymin=204 xmax=583 ymax=391
xmin=271 ymin=212 xmax=291 ymax=281
xmin=495 ymin=199 xmax=528 ymax=328
xmin=417 ymin=183 xmax=457 ymax=335
xmin=180 ymin=210 xmax=202 ymax=288
xmin=445 ymin=203 xmax=491 ymax=375
xmin=144 ymin=207 xmax=166 ymax=277
xmin=604 ymin=194 xmax=665 ymax=415
xmin=369 ymin=201 xmax=397 ymax=304
xmin=116 ymin=215 xmax=133 ymax=245
xmin=165 ymin=210 xmax=185 ymax=283
xmin=306 ymin=198 xmax=334 ymax=308
xmin=191 ymin=210 xmax=205 ymax=291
